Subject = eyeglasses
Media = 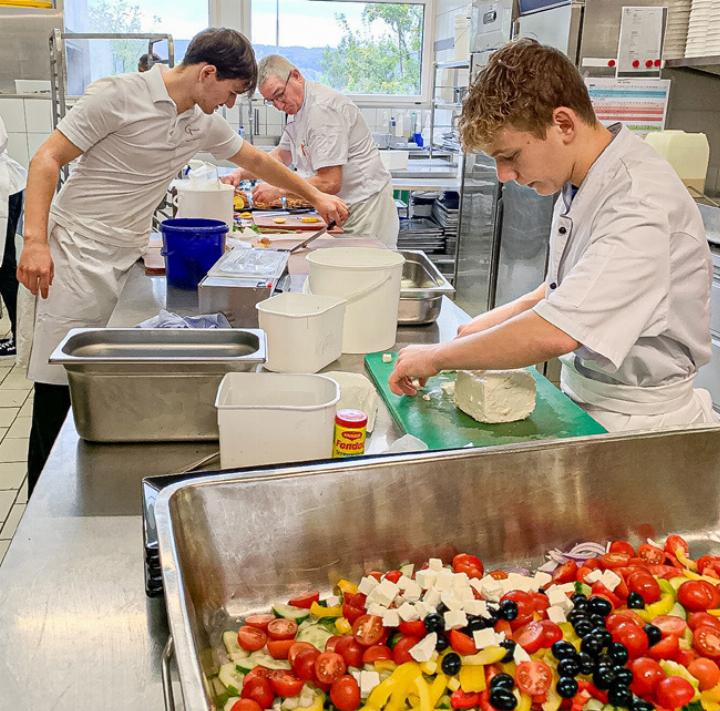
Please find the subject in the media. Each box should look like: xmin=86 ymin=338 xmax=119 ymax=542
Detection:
xmin=263 ymin=73 xmax=291 ymax=107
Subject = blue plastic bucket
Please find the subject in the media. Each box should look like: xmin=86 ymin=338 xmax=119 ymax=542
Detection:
xmin=160 ymin=218 xmax=228 ymax=290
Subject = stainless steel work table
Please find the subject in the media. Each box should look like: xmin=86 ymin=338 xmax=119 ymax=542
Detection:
xmin=0 ymin=264 xmax=468 ymax=711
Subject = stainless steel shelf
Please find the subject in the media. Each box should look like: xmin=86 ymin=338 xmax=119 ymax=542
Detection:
xmin=435 ymin=60 xmax=470 ymax=69
xmin=665 ymin=56 xmax=720 ymax=77
xmin=433 ymin=102 xmax=463 ymax=110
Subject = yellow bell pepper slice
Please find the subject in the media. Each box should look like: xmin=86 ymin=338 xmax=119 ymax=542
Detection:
xmin=462 ymin=646 xmax=506 ymax=665
xmin=459 ymin=664 xmax=486 ymax=693
xmin=703 ymin=682 xmax=720 ymax=703
xmin=428 ymin=673 xmax=448 ymax=707
xmin=335 ymin=617 xmax=352 ymax=635
xmin=310 ymin=601 xmax=343 ymax=618
xmin=677 ymin=550 xmax=699 ymax=571
xmin=684 ymin=570 xmax=720 ymax=585
xmin=542 ymin=685 xmax=563 ymax=711
xmin=708 ymin=609 xmax=720 ymax=617
xmin=515 ymin=691 xmax=532 ymax=711
xmin=336 ymin=579 xmax=358 ymax=595
xmin=306 ymin=694 xmax=324 ymax=711
xmin=374 ymin=660 xmax=397 ymax=673
xmin=644 ymin=591 xmax=675 ymax=619
xmin=414 ymin=675 xmax=433 ymax=711
xmin=367 ymin=662 xmax=421 ymax=710
xmin=658 ymin=578 xmax=676 ymax=597
xmin=501 ymin=662 xmax=517 ymax=677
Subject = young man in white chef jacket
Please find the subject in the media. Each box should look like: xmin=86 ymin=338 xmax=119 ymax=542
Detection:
xmin=223 ymin=55 xmax=399 ymax=248
xmin=389 ymin=39 xmax=717 ymax=433
xmin=18 ymin=28 xmax=349 ymax=494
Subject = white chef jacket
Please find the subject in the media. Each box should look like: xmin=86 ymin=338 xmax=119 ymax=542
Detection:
xmin=278 ymin=81 xmax=391 ymax=206
xmin=533 ymin=124 xmax=715 ymax=430
xmin=0 ymin=117 xmax=28 ymax=263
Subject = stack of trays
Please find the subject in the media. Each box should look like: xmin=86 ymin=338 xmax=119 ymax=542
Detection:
xmin=398 ymin=217 xmax=446 ymax=253
xmin=685 ymin=0 xmax=720 ymax=57
xmin=664 ymin=0 xmax=692 ymax=59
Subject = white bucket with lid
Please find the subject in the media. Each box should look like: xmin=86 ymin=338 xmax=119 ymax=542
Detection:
xmin=173 ymin=162 xmax=234 ymax=229
xmin=305 ymin=247 xmax=405 ymax=354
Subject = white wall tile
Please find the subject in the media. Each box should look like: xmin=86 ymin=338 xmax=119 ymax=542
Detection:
xmin=27 ymin=133 xmax=50 ymax=161
xmin=24 ymin=99 xmax=53 ymax=133
xmin=0 ymin=99 xmax=26 ymax=133
xmin=6 ymin=133 xmax=28 ymax=168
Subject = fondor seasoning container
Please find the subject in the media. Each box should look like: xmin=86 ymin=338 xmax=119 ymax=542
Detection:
xmin=332 ymin=409 xmax=368 ymax=458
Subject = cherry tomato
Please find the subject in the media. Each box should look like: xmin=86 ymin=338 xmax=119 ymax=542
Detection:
xmin=590 ymin=583 xmax=622 ymax=610
xmin=500 ymin=590 xmax=535 ymax=629
xmin=514 ymin=621 xmax=546 ymax=654
xmin=267 ymin=639 xmax=295 ymax=660
xmin=652 ymin=615 xmax=688 ymax=638
xmin=268 ymin=670 xmax=304 ymax=697
xmin=267 ymin=618 xmax=298 ymax=641
xmin=606 ymin=613 xmax=642 ymax=634
xmin=367 ymin=571 xmax=383 ymax=582
xmin=540 ymin=620 xmax=563 ymax=647
xmin=689 ymin=612 xmax=720 ymax=632
xmin=292 ymin=647 xmax=320 ymax=681
xmin=646 ymin=564 xmax=680 ymax=580
xmin=698 ymin=556 xmax=720 ymax=578
xmin=648 ymin=634 xmax=679 ymax=661
xmin=530 ymin=592 xmax=550 ymax=612
xmin=343 ymin=592 xmax=367 ymax=608
xmin=315 ymin=652 xmax=347 ymax=684
xmin=694 ymin=625 xmax=720 ymax=658
xmin=352 ymin=615 xmax=384 ymax=647
xmin=453 ymin=553 xmax=484 ymax=579
xmin=398 ymin=620 xmax=427 ymax=637
xmin=450 ymin=689 xmax=481 ymax=709
xmin=664 ymin=535 xmax=690 ymax=558
xmin=600 ymin=553 xmax=631 ymax=569
xmin=678 ymin=580 xmax=720 ymax=612
xmin=627 ymin=571 xmax=661 ymax=605
xmin=655 ymin=675 xmax=695 ymax=708
xmin=494 ymin=619 xmax=513 ymax=640
xmin=614 ymin=622 xmax=649 ymax=659
xmin=245 ymin=614 xmax=275 ymax=630
xmin=288 ymin=592 xmax=320 ymax=609
xmin=393 ymin=635 xmax=422 ymax=664
xmin=689 ymin=657 xmax=720 ymax=690
xmin=335 ymin=636 xmax=364 ymax=668
xmin=515 ymin=660 xmax=552 ymax=697
xmin=325 ymin=636 xmax=342 ymax=653
xmin=241 ymin=677 xmax=274 ymax=709
xmin=676 ymin=648 xmax=699 ymax=667
xmin=576 ymin=565 xmax=595 ymax=583
xmin=244 ymin=666 xmax=272 ymax=685
xmin=638 ymin=543 xmax=665 ymax=565
xmin=384 ymin=570 xmax=402 ymax=584
xmin=237 ymin=625 xmax=268 ymax=652
xmin=343 ymin=604 xmax=365 ymax=624
xmin=610 ymin=540 xmax=636 ymax=557
xmin=232 ymin=700 xmax=263 ymax=711
xmin=449 ymin=629 xmax=477 ymax=655
xmin=330 ymin=675 xmax=361 ymax=711
xmin=551 ymin=560 xmax=578 ymax=584
xmin=362 ymin=644 xmax=393 ymax=663
xmin=629 ymin=657 xmax=665 ymax=697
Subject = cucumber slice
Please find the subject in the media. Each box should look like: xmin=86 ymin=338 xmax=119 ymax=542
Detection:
xmin=669 ymin=602 xmax=688 ymax=620
xmin=223 ymin=630 xmax=249 ymax=657
xmin=219 ymin=662 xmax=245 ymax=696
xmin=234 ymin=651 xmax=292 ymax=672
xmin=296 ymin=622 xmax=334 ymax=651
xmin=273 ymin=603 xmax=311 ymax=622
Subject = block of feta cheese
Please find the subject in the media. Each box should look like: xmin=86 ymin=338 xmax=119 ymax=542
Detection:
xmin=454 ymin=369 xmax=536 ymax=423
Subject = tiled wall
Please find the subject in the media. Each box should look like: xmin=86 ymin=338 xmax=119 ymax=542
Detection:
xmin=0 ymin=97 xmax=53 ymax=168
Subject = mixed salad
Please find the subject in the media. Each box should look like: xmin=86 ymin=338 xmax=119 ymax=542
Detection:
xmin=215 ymin=535 xmax=720 ymax=711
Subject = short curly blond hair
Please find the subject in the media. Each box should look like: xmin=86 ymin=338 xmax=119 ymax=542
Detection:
xmin=459 ymin=39 xmax=597 ymax=152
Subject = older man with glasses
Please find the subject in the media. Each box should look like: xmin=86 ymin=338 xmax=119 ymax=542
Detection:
xmin=223 ymin=54 xmax=399 ymax=247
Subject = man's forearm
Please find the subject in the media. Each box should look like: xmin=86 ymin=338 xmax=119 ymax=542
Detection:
xmin=237 ymin=147 xmax=287 ymax=182
xmin=23 ymin=152 xmax=62 ymax=246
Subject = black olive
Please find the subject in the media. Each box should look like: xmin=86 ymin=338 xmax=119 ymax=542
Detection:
xmin=551 ymin=640 xmax=577 ymax=660
xmin=630 ymin=698 xmax=654 ymax=711
xmin=485 ymin=606 xmax=500 ymax=623
xmin=488 ymin=687 xmax=517 ymax=710
xmin=608 ymin=641 xmax=629 ymax=666
xmin=595 ymin=654 xmax=613 ymax=670
xmin=627 ymin=592 xmax=645 ymax=609
xmin=587 ymin=596 xmax=613 ymax=617
xmin=557 ymin=657 xmax=581 ymax=677
xmin=608 ymin=684 xmax=633 ymax=707
xmin=536 ymin=588 xmax=547 ymax=596
xmin=591 ymin=627 xmax=612 ymax=648
xmin=589 ymin=613 xmax=606 ymax=628
xmin=499 ymin=639 xmax=516 ymax=663
xmin=441 ymin=652 xmax=461 ymax=675
xmin=567 ymin=609 xmax=588 ymax=624
xmin=556 ymin=677 xmax=579 ymax=699
xmin=581 ymin=634 xmax=604 ymax=656
xmin=489 ymin=673 xmax=514 ymax=691
xmin=435 ymin=633 xmax=449 ymax=652
xmin=571 ymin=592 xmax=588 ymax=606
xmin=577 ymin=651 xmax=595 ymax=675
xmin=574 ymin=621 xmax=593 ymax=637
xmin=466 ymin=615 xmax=489 ymax=632
xmin=424 ymin=613 xmax=445 ymax=633
xmin=644 ymin=623 xmax=662 ymax=646
xmin=592 ymin=666 xmax=616 ymax=690
xmin=436 ymin=602 xmax=449 ymax=614
xmin=498 ymin=599 xmax=519 ymax=621
xmin=613 ymin=667 xmax=634 ymax=687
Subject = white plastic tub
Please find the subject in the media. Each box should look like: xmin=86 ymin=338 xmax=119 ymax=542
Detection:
xmin=256 ymin=293 xmax=346 ymax=373
xmin=215 ymin=372 xmax=340 ymax=468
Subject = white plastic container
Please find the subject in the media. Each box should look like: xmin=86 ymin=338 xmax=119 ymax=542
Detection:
xmin=256 ymin=292 xmax=346 ymax=373
xmin=645 ymin=130 xmax=710 ymax=195
xmin=173 ymin=181 xmax=235 ymax=229
xmin=306 ymin=247 xmax=405 ymax=354
xmin=215 ymin=372 xmax=339 ymax=468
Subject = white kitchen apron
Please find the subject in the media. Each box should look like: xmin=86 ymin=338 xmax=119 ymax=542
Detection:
xmin=27 ymin=221 xmax=146 ymax=385
xmin=560 ymin=356 xmax=719 ymax=432
xmin=0 ymin=161 xmax=10 ymax=261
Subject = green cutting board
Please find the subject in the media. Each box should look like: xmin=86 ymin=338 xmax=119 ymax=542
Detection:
xmin=365 ymin=352 xmax=606 ymax=450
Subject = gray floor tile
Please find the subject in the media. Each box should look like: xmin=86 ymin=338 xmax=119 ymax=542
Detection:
xmin=2 ymin=374 xmax=32 ymax=391
xmin=0 ymin=503 xmax=26 ymax=539
xmin=0 ymin=462 xmax=25 ymax=490
xmin=16 ymin=478 xmax=27 ymax=504
xmin=0 ymin=438 xmax=28 ymax=463
xmin=7 ymin=417 xmax=30 ymax=438
xmin=0 ymin=408 xmax=20 ymax=427
xmin=19 ymin=399 xmax=33 ymax=417
xmin=0 ymin=539 xmax=9 ymax=565
xmin=0 ymin=368 xmax=12 ymax=384
xmin=0 ymin=391 xmax=28 ymax=408
xmin=0 ymin=490 xmax=15 ymax=522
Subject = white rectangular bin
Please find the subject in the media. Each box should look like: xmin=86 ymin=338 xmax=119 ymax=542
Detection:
xmin=215 ymin=372 xmax=340 ymax=468
xmin=257 ymin=292 xmax=346 ymax=373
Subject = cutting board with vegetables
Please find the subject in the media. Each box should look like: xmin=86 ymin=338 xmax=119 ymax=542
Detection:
xmin=364 ymin=352 xmax=606 ymax=450
xmin=253 ymin=213 xmax=326 ymax=230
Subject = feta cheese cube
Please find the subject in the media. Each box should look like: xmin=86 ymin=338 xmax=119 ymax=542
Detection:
xmin=556 ymin=583 xmax=577 ymax=594
xmin=414 ymin=601 xmax=435 ymax=618
xmin=469 ymin=578 xmax=484 ymax=593
xmin=600 ymin=570 xmax=622 ymax=592
xmin=397 ymin=602 xmax=421 ymax=621
xmin=472 ymin=628 xmax=500 ymax=650
xmin=441 ymin=591 xmax=464 ymax=611
xmin=358 ymin=576 xmax=379 ymax=596
xmin=367 ymin=603 xmax=387 ymax=616
xmin=479 ymin=576 xmax=504 ymax=601
xmin=423 ymin=588 xmax=442 ymax=608
xmin=533 ymin=572 xmax=552 ymax=588
xmin=546 ymin=605 xmax=567 ymax=624
xmin=397 ymin=575 xmax=413 ymax=591
xmin=434 ymin=570 xmax=455 ymax=592
xmin=513 ymin=644 xmax=531 ymax=664
xmin=452 ymin=572 xmax=470 ymax=587
xmin=428 ymin=558 xmax=444 ymax=571
xmin=410 ymin=632 xmax=438 ymax=662
xmin=463 ymin=600 xmax=489 ymax=617
xmin=382 ymin=609 xmax=400 ymax=627
xmin=584 ymin=569 xmax=603 ymax=584
xmin=546 ymin=586 xmax=569 ymax=607
xmin=415 ymin=569 xmax=437 ymax=590
xmin=359 ymin=671 xmax=381 ymax=698
xmin=507 ymin=573 xmax=535 ymax=593
xmin=400 ymin=563 xmax=415 ymax=578
xmin=382 ymin=353 xmax=393 ymax=363
xmin=371 ymin=580 xmax=398 ymax=606
xmin=443 ymin=609 xmax=468 ymax=630
xmin=325 ymin=595 xmax=340 ymax=607
xmin=403 ymin=580 xmax=422 ymax=602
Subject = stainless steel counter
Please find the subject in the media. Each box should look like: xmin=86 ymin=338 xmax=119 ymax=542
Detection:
xmin=0 ymin=264 xmax=469 ymax=710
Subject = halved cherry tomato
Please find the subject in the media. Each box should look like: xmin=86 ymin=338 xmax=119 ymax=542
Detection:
xmin=606 ymin=613 xmax=642 ymax=634
xmin=676 ymin=648 xmax=699 ymax=667
xmin=449 ymin=629 xmax=477 ymax=655
xmin=514 ymin=621 xmax=546 ymax=654
xmin=646 ymin=564 xmax=679 ymax=580
xmin=352 ymin=615 xmax=384 ymax=647
xmin=288 ymin=641 xmax=315 ymax=664
xmin=330 ymin=675 xmax=361 ymax=711
xmin=267 ymin=618 xmax=298 ymax=641
xmin=551 ymin=560 xmax=578 ymax=584
xmin=241 ymin=677 xmax=274 ymax=709
xmin=694 ymin=625 xmax=720 ymax=658
xmin=232 ymin=700 xmax=263 ymax=711
xmin=614 ymin=622 xmax=649 ymax=659
xmin=627 ymin=570 xmax=661 ymax=604
xmin=638 ymin=544 xmax=665 ymax=565
xmin=344 ymin=592 xmax=367 ymax=608
xmin=664 ymin=534 xmax=690 ymax=558
xmin=315 ymin=652 xmax=347 ymax=684
xmin=610 ymin=540 xmax=636 ymax=557
xmin=629 ymin=657 xmax=665 ymax=697
xmin=245 ymin=614 xmax=275 ymax=630
xmin=698 ymin=556 xmax=720 ymax=578
xmin=384 ymin=570 xmax=402 ymax=584
xmin=540 ymin=620 xmax=563 ymax=647
xmin=325 ymin=635 xmax=342 ymax=653
xmin=689 ymin=657 xmax=720 ymax=690
xmin=453 ymin=553 xmax=484 ymax=579
xmin=393 ymin=635 xmax=422 ymax=664
xmin=689 ymin=612 xmax=720 ymax=632
xmin=288 ymin=592 xmax=320 ymax=609
xmin=678 ymin=580 xmax=720 ymax=612
xmin=292 ymin=647 xmax=320 ymax=681
xmin=244 ymin=666 xmax=272 ymax=685
xmin=530 ymin=592 xmax=550 ymax=613
xmin=655 ymin=676 xmax=695 ymax=708
xmin=500 ymin=590 xmax=534 ymax=629
xmin=450 ymin=689 xmax=481 ymax=709
xmin=238 ymin=625 xmax=268 ymax=652
xmin=268 ymin=670 xmax=304 ymax=697
xmin=648 ymin=634 xmax=679 ymax=661
xmin=343 ymin=604 xmax=365 ymax=624
xmin=267 ymin=639 xmax=295 ymax=660
xmin=362 ymin=644 xmax=392 ymax=663
xmin=590 ymin=583 xmax=622 ymax=610
xmin=335 ymin=636 xmax=364 ymax=668
xmin=488 ymin=570 xmax=508 ymax=580
xmin=515 ymin=660 xmax=552 ymax=697
xmin=652 ymin=615 xmax=688 ymax=638
xmin=398 ymin=620 xmax=427 ymax=637
xmin=600 ymin=553 xmax=631 ymax=569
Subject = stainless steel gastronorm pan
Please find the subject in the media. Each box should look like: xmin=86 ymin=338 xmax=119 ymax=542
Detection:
xmin=399 ymin=250 xmax=455 ymax=325
xmin=155 ymin=426 xmax=720 ymax=710
xmin=50 ymin=328 xmax=266 ymax=442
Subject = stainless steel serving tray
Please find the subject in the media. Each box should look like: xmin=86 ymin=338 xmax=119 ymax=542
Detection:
xmin=399 ymin=249 xmax=455 ymax=325
xmin=155 ymin=426 xmax=720 ymax=710
xmin=50 ymin=328 xmax=266 ymax=442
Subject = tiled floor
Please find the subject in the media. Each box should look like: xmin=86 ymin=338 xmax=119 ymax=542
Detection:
xmin=0 ymin=312 xmax=32 ymax=567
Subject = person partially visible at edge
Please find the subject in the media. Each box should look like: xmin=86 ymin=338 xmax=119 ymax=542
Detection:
xmin=138 ymin=51 xmax=162 ymax=73
xmin=388 ymin=38 xmax=716 ymax=433
xmin=223 ymin=54 xmax=399 ymax=248
xmin=17 ymin=28 xmax=349 ymax=496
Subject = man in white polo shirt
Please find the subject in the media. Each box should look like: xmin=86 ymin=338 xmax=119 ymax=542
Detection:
xmin=224 ymin=55 xmax=399 ymax=247
xmin=17 ymin=28 xmax=348 ymax=493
